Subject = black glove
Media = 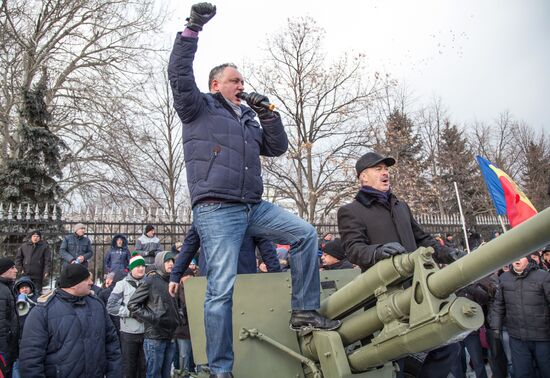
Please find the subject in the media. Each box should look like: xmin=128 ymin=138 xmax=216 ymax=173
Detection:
xmin=374 ymin=242 xmax=406 ymax=261
xmin=186 ymin=2 xmax=217 ymax=32
xmin=245 ymin=92 xmax=272 ymax=119
xmin=148 ymin=250 xmax=156 ymax=257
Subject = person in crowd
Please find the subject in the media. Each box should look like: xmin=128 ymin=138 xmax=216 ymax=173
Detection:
xmin=0 ymin=258 xmax=19 ymax=378
xmin=107 ymin=252 xmax=147 ymax=378
xmin=105 ymin=234 xmax=130 ymax=275
xmin=337 ymin=151 xmax=464 ymax=378
xmin=168 ymin=5 xmax=338 ymax=374
xmin=542 ymin=244 xmax=550 ymax=271
xmin=468 ymin=229 xmax=484 ymax=251
xmin=98 ymin=271 xmax=125 ymax=336
xmin=484 ymin=269 xmax=509 ymax=378
xmin=454 ymin=281 xmax=489 ymax=378
xmin=320 ymin=239 xmax=354 ymax=270
xmin=59 ymin=223 xmax=93 ymax=268
xmin=173 ymin=267 xmax=196 ymax=377
xmin=171 ymin=242 xmax=183 ymax=255
xmin=490 ymin=256 xmax=550 ymax=378
xmin=135 ymin=224 xmax=162 ymax=271
xmin=433 ymin=233 xmax=445 ymax=246
xmin=318 ymin=232 xmax=334 ymax=255
xmin=19 ymin=264 xmax=121 ymax=377
xmin=529 ymin=251 xmax=542 ymax=269
xmin=11 ymin=277 xmax=37 ymax=378
xmin=444 ymin=233 xmax=457 ymax=248
xmin=128 ymin=251 xmax=181 ymax=378
xmin=14 ymin=230 xmax=51 ymax=294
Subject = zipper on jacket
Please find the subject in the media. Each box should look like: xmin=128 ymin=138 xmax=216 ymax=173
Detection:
xmin=205 ymin=145 xmax=221 ymax=181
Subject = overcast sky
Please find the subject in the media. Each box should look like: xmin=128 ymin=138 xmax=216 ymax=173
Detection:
xmin=163 ymin=0 xmax=550 ymax=133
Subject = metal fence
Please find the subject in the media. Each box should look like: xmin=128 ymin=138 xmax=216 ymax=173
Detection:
xmin=0 ymin=203 xmax=507 ymax=285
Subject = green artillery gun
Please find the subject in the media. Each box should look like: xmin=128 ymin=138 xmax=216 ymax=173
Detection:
xmin=185 ymin=207 xmax=550 ymax=377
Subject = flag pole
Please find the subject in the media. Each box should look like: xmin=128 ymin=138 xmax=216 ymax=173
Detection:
xmin=454 ymin=181 xmax=471 ymax=253
xmin=497 ymin=215 xmax=507 ymax=233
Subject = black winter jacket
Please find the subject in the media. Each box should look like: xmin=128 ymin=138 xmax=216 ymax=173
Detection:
xmin=489 ymin=264 xmax=550 ymax=341
xmin=0 ymin=277 xmax=19 ymax=363
xmin=338 ymin=190 xmax=455 ymax=270
xmin=15 ymin=240 xmax=52 ymax=279
xmin=59 ymin=233 xmax=94 ymax=267
xmin=127 ymin=271 xmax=181 ymax=340
xmin=19 ymin=289 xmax=121 ymax=377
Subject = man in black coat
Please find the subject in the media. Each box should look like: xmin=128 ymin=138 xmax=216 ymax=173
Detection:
xmin=128 ymin=251 xmax=181 ymax=378
xmin=0 ymin=258 xmax=19 ymax=378
xmin=490 ymin=256 xmax=550 ymax=378
xmin=337 ymin=151 xmax=463 ymax=378
xmin=19 ymin=264 xmax=121 ymax=377
xmin=15 ymin=230 xmax=51 ymax=293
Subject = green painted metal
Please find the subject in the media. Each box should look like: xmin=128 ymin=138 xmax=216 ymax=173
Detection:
xmin=183 ymin=207 xmax=550 ymax=377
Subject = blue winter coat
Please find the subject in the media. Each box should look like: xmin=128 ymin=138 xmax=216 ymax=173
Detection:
xmin=59 ymin=233 xmax=94 ymax=268
xmin=105 ymin=234 xmax=130 ymax=273
xmin=168 ymin=34 xmax=288 ymax=206
xmin=19 ymin=290 xmax=122 ymax=377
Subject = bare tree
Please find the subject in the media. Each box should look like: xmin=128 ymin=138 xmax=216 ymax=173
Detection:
xmin=0 ymin=0 xmax=167 ymax=202
xmin=247 ymin=17 xmax=385 ymax=222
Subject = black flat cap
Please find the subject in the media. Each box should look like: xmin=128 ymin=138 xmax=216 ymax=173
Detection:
xmin=355 ymin=152 xmax=396 ymax=177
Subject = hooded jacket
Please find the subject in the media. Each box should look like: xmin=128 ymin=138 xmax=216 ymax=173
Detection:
xmin=13 ymin=276 xmax=36 ymax=333
xmin=15 ymin=238 xmax=52 ymax=280
xmin=106 ymin=271 xmax=146 ymax=335
xmin=168 ymin=34 xmax=288 ymax=207
xmin=127 ymin=251 xmax=181 ymax=339
xmin=104 ymin=234 xmax=130 ymax=273
xmin=19 ymin=289 xmax=121 ymax=377
xmin=490 ymin=263 xmax=550 ymax=341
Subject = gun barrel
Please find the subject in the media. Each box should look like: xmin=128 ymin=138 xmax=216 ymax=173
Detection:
xmin=429 ymin=206 xmax=550 ymax=299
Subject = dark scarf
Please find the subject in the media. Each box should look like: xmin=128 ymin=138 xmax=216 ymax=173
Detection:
xmin=360 ymin=186 xmax=392 ymax=207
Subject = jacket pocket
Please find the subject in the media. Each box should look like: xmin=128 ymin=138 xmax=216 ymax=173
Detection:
xmin=204 ymin=145 xmax=221 ymax=181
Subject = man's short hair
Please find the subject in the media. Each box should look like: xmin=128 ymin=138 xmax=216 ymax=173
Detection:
xmin=208 ymin=63 xmax=238 ymax=90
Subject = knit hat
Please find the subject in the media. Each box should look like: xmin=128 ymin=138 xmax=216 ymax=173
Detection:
xmin=322 ymin=239 xmax=346 ymax=261
xmin=0 ymin=257 xmax=15 ymax=275
xmin=144 ymin=224 xmax=155 ymax=234
xmin=129 ymin=251 xmax=146 ymax=271
xmin=58 ymin=264 xmax=90 ymax=288
xmin=73 ymin=223 xmax=86 ymax=233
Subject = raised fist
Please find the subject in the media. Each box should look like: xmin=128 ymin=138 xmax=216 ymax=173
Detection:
xmin=187 ymin=2 xmax=217 ymax=32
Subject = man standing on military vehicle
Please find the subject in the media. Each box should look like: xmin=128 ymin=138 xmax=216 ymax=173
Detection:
xmin=338 ymin=151 xmax=464 ymax=377
xmin=168 ymin=3 xmax=339 ymax=376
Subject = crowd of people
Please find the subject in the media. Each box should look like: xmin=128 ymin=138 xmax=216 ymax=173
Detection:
xmin=1 ymin=2 xmax=550 ymax=378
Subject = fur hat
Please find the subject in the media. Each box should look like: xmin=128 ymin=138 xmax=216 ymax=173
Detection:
xmin=144 ymin=224 xmax=155 ymax=234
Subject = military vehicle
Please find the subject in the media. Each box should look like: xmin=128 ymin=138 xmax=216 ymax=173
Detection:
xmin=185 ymin=207 xmax=550 ymax=377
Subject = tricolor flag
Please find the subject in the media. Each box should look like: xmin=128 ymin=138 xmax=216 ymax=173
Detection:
xmin=476 ymin=156 xmax=537 ymax=228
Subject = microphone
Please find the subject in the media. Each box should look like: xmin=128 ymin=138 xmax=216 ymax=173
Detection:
xmin=237 ymin=92 xmax=276 ymax=112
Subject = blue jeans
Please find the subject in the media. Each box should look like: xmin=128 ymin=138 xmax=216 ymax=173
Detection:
xmin=509 ymin=337 xmax=550 ymax=378
xmin=143 ymin=339 xmax=176 ymax=378
xmin=193 ymin=200 xmax=320 ymax=373
xmin=177 ymin=339 xmax=194 ymax=373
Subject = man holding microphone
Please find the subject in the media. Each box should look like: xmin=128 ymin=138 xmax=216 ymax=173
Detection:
xmin=168 ymin=3 xmax=340 ymax=377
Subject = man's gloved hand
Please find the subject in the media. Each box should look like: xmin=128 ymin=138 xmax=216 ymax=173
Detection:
xmin=374 ymin=242 xmax=407 ymax=261
xmin=186 ymin=2 xmax=217 ymax=32
xmin=148 ymin=250 xmax=156 ymax=257
xmin=246 ymin=92 xmax=272 ymax=119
